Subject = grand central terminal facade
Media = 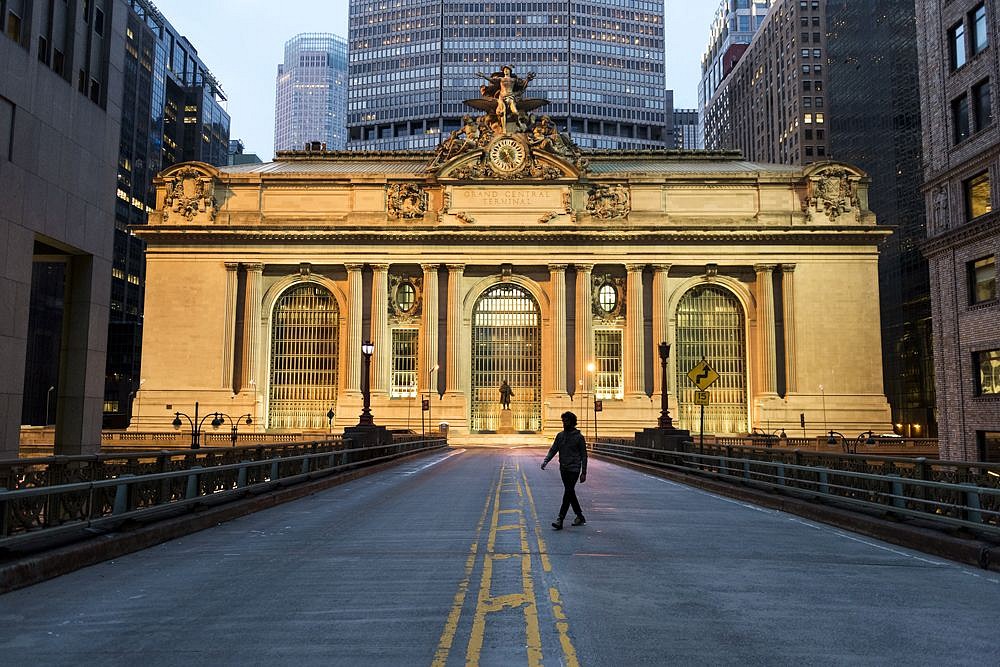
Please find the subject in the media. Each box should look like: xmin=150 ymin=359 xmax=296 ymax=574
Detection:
xmin=133 ymin=79 xmax=891 ymax=439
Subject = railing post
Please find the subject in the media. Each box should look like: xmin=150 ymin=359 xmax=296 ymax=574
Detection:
xmin=775 ymin=462 xmax=786 ymax=487
xmin=112 ymin=474 xmax=135 ymax=515
xmin=301 ymin=456 xmax=310 ymax=476
xmin=0 ymin=487 xmax=8 ymax=538
xmin=792 ymin=450 xmax=802 ymax=489
xmin=185 ymin=466 xmax=202 ymax=500
xmin=887 ymin=474 xmax=906 ymax=511
xmin=818 ymin=469 xmax=830 ymax=496
xmin=237 ymin=462 xmax=248 ymax=488
xmin=742 ymin=458 xmax=751 ymax=483
xmin=158 ymin=452 xmax=172 ymax=504
xmin=962 ymin=484 xmax=984 ymax=525
xmin=271 ymin=460 xmax=280 ymax=482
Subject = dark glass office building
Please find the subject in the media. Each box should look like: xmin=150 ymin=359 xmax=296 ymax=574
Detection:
xmin=826 ymin=0 xmax=935 ymax=437
xmin=104 ymin=0 xmax=230 ymax=427
xmin=347 ymin=0 xmax=667 ymax=150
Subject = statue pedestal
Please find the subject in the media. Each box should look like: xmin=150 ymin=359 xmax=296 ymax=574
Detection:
xmin=498 ymin=409 xmax=516 ymax=434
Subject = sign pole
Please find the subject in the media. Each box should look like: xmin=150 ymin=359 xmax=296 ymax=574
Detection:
xmin=700 ymin=403 xmax=705 ymax=453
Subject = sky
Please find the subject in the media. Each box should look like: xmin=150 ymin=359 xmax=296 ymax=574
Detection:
xmin=154 ymin=0 xmax=717 ymax=160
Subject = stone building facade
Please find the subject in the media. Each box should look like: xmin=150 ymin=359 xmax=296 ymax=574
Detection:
xmin=917 ymin=0 xmax=1000 ymax=461
xmin=133 ymin=107 xmax=892 ymax=440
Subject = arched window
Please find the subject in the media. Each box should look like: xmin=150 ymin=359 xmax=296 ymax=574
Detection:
xmin=268 ymin=284 xmax=339 ymax=429
xmin=470 ymin=284 xmax=542 ymax=433
xmin=674 ymin=285 xmax=748 ymax=435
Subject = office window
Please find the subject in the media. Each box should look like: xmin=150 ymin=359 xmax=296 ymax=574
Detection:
xmin=974 ymin=349 xmax=1000 ymax=395
xmin=0 ymin=96 xmax=12 ymax=161
xmin=969 ymin=256 xmax=997 ymax=304
xmin=974 ymin=79 xmax=992 ymax=130
xmin=803 ymin=80 xmax=811 ymax=91
xmin=805 ymin=146 xmax=814 ymax=156
xmin=979 ymin=431 xmax=1000 ymax=462
xmin=953 ymin=93 xmax=971 ymax=143
xmin=815 ymin=80 xmax=823 ymax=92
xmin=971 ymin=4 xmax=988 ymax=55
xmin=817 ymin=146 xmax=826 ymax=156
xmin=5 ymin=10 xmax=21 ymax=43
xmin=951 ymin=21 xmax=968 ymax=69
xmin=804 ymin=113 xmax=813 ymax=124
xmin=815 ymin=113 xmax=825 ymax=124
xmin=966 ymin=171 xmax=992 ymax=219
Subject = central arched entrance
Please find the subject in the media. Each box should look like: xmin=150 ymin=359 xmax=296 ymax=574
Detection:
xmin=470 ymin=283 xmax=542 ymax=433
xmin=268 ymin=283 xmax=339 ymax=429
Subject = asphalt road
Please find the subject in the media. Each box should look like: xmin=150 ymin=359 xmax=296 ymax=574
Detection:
xmin=0 ymin=447 xmax=997 ymax=666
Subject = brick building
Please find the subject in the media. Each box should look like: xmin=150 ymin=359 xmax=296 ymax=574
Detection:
xmin=917 ymin=0 xmax=1000 ymax=461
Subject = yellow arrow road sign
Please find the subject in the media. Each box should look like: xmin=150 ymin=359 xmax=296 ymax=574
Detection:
xmin=687 ymin=360 xmax=720 ymax=391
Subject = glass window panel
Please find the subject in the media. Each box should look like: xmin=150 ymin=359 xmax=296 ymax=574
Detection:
xmin=951 ymin=21 xmax=967 ymax=69
xmin=594 ymin=329 xmax=623 ymax=400
xmin=268 ymin=284 xmax=339 ymax=429
xmin=972 ymin=4 xmax=988 ymax=54
xmin=965 ymin=171 xmax=992 ymax=219
xmin=969 ymin=256 xmax=997 ymax=304
xmin=974 ymin=79 xmax=992 ymax=131
xmin=953 ymin=94 xmax=971 ymax=143
xmin=390 ymin=328 xmax=419 ymax=397
xmin=975 ymin=349 xmax=1000 ymax=395
xmin=674 ymin=286 xmax=748 ymax=435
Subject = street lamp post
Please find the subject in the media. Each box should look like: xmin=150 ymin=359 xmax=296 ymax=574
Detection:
xmin=657 ymin=342 xmax=674 ymax=430
xmin=428 ymin=363 xmax=439 ymax=435
xmin=216 ymin=412 xmax=252 ymax=446
xmin=327 ymin=408 xmax=335 ymax=434
xmin=172 ymin=402 xmax=223 ymax=449
xmin=586 ymin=362 xmax=596 ymax=443
xmin=358 ymin=341 xmax=375 ymax=427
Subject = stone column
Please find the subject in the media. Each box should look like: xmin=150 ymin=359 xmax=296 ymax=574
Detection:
xmin=446 ymin=264 xmax=465 ymax=393
xmin=370 ymin=264 xmax=390 ymax=395
xmin=345 ymin=264 xmax=364 ymax=393
xmin=421 ymin=263 xmax=440 ymax=395
xmin=242 ymin=263 xmax=263 ymax=393
xmin=754 ymin=264 xmax=778 ymax=395
xmin=549 ymin=264 xmax=568 ymax=396
xmin=651 ymin=264 xmax=672 ymax=395
xmin=222 ymin=262 xmax=239 ymax=390
xmin=624 ymin=264 xmax=646 ymax=398
xmin=781 ymin=264 xmax=797 ymax=394
xmin=575 ymin=264 xmax=594 ymax=395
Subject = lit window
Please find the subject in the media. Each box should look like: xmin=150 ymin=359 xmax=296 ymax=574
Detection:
xmin=965 ymin=171 xmax=992 ymax=219
xmin=396 ymin=281 xmax=416 ymax=312
xmin=804 ymin=113 xmax=813 ymax=124
xmin=969 ymin=256 xmax=997 ymax=304
xmin=598 ymin=283 xmax=618 ymax=312
xmin=974 ymin=349 xmax=1000 ymax=395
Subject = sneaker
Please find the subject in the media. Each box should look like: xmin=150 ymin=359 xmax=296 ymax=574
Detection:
xmin=551 ymin=518 xmax=564 ymax=530
xmin=572 ymin=515 xmax=586 ymax=526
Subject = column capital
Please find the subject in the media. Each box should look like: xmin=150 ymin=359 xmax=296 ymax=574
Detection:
xmin=650 ymin=263 xmax=672 ymax=274
xmin=370 ymin=263 xmax=390 ymax=272
xmin=224 ymin=262 xmax=240 ymax=271
xmin=420 ymin=263 xmax=440 ymax=273
xmin=780 ymin=263 xmax=796 ymax=273
xmin=625 ymin=263 xmax=645 ymax=273
xmin=548 ymin=263 xmax=568 ymax=273
xmin=446 ymin=263 xmax=466 ymax=273
xmin=345 ymin=263 xmax=364 ymax=272
xmin=753 ymin=263 xmax=777 ymax=274
xmin=245 ymin=262 xmax=264 ymax=273
xmin=574 ymin=263 xmax=594 ymax=272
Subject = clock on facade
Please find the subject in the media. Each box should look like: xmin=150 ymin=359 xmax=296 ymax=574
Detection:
xmin=488 ymin=136 xmax=527 ymax=173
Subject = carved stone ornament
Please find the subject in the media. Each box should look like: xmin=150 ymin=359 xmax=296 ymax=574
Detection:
xmin=591 ymin=274 xmax=626 ymax=322
xmin=388 ymin=274 xmax=423 ymax=323
xmin=386 ymin=183 xmax=428 ymax=220
xmin=802 ymin=167 xmax=861 ymax=222
xmin=586 ymin=184 xmax=631 ymax=220
xmin=931 ymin=185 xmax=949 ymax=234
xmin=163 ymin=167 xmax=217 ymax=222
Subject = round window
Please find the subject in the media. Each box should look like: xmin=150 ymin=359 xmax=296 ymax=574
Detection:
xmin=598 ymin=283 xmax=617 ymax=312
xmin=397 ymin=282 xmax=416 ymax=312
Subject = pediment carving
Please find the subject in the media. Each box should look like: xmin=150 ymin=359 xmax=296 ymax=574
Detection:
xmin=801 ymin=164 xmax=864 ymax=224
xmin=163 ymin=165 xmax=218 ymax=223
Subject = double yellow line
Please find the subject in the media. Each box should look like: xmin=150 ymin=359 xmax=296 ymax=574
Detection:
xmin=432 ymin=460 xmax=579 ymax=667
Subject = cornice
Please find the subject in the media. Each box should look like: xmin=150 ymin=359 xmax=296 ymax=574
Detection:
xmin=922 ymin=213 xmax=999 ymax=256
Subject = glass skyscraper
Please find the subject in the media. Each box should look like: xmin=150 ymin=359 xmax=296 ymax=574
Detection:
xmin=274 ymin=33 xmax=349 ymax=152
xmin=347 ymin=1 xmax=667 ymax=150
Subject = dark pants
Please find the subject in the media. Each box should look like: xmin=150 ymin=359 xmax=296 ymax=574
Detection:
xmin=559 ymin=467 xmax=583 ymax=519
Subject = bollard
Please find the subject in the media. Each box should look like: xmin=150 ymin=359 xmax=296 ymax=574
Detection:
xmin=818 ymin=469 xmax=830 ymax=495
xmin=237 ymin=462 xmax=249 ymax=488
xmin=112 ymin=474 xmax=135 ymax=515
xmin=888 ymin=474 xmax=906 ymax=510
xmin=185 ymin=466 xmax=202 ymax=500
xmin=962 ymin=484 xmax=984 ymax=525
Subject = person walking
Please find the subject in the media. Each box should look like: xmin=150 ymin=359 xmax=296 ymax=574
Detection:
xmin=541 ymin=411 xmax=587 ymax=530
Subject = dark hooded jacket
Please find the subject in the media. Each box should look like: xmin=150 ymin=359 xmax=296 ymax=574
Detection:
xmin=543 ymin=428 xmax=588 ymax=474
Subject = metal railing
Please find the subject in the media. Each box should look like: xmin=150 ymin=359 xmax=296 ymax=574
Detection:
xmin=0 ymin=436 xmax=446 ymax=549
xmin=592 ymin=437 xmax=1000 ymax=538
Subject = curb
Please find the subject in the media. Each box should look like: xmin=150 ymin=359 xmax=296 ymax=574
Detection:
xmin=592 ymin=452 xmax=1000 ymax=573
xmin=0 ymin=448 xmax=443 ymax=595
